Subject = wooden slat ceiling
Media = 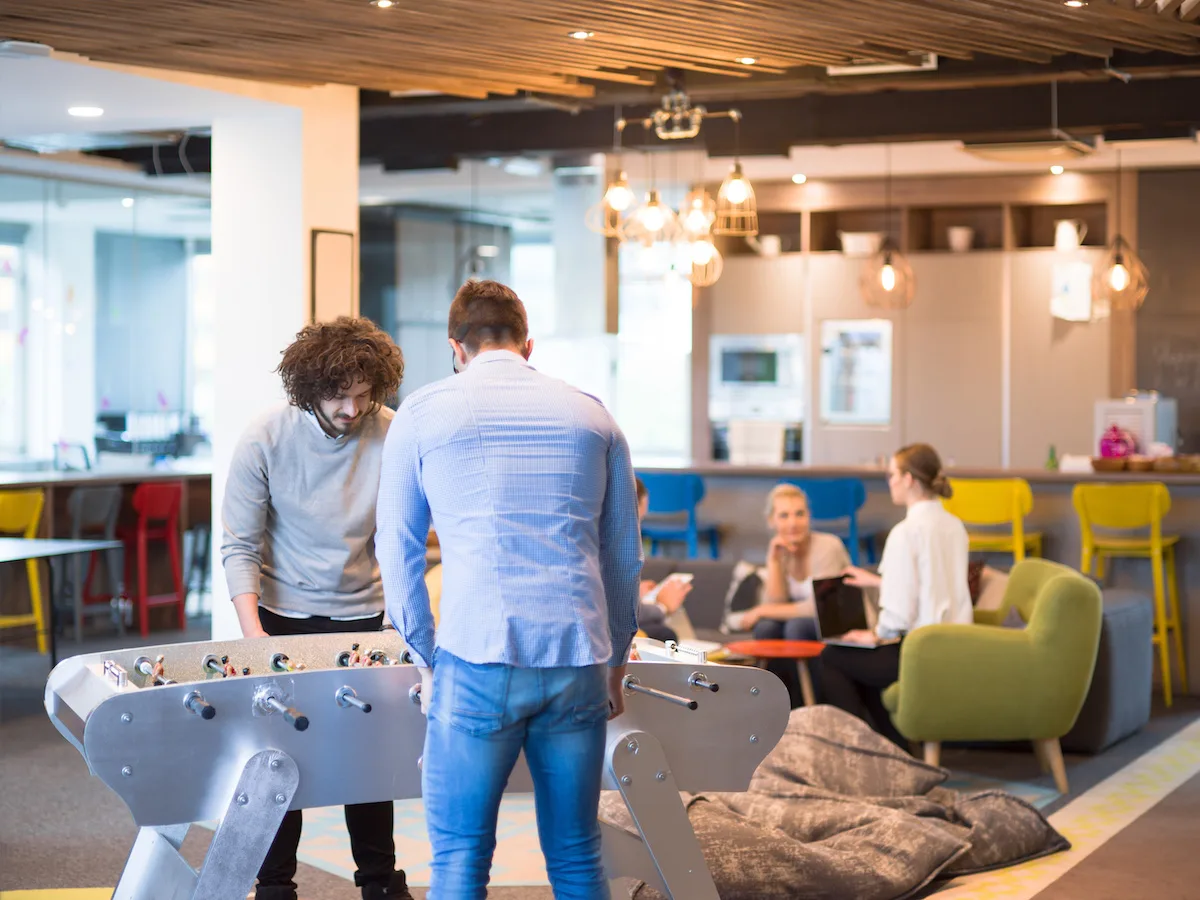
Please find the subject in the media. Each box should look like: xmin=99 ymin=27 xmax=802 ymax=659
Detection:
xmin=2 ymin=0 xmax=1199 ymax=99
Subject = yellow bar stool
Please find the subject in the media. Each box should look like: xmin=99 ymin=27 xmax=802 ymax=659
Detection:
xmin=943 ymin=477 xmax=1043 ymax=562
xmin=1073 ymin=482 xmax=1186 ymax=706
xmin=0 ymin=488 xmax=48 ymax=654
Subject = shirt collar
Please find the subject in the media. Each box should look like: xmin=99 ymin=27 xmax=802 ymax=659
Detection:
xmin=304 ymin=409 xmax=350 ymax=442
xmin=907 ymin=498 xmax=942 ymax=516
xmin=468 ymin=349 xmax=530 ymax=368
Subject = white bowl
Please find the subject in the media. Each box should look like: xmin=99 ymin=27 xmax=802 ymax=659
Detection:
xmin=838 ymin=231 xmax=884 ymax=256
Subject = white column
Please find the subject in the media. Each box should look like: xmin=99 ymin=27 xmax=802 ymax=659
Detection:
xmin=551 ymin=169 xmax=607 ymax=337
xmin=208 ymin=87 xmax=359 ymax=640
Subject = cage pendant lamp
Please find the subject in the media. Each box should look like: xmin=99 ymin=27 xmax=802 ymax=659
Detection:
xmin=860 ymin=145 xmax=915 ymax=309
xmin=586 ymin=108 xmax=637 ymax=239
xmin=679 ymin=186 xmax=717 ymax=239
xmin=714 ymin=111 xmax=758 ymax=237
xmin=685 ymin=237 xmax=724 ymax=286
xmin=1093 ymin=151 xmax=1149 ymax=313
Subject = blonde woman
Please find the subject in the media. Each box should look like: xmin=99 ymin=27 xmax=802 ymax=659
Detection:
xmin=742 ymin=483 xmax=852 ymax=640
xmin=822 ymin=443 xmax=971 ymax=745
xmin=742 ymin=483 xmax=851 ymax=707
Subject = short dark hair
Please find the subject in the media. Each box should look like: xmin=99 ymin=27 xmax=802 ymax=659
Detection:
xmin=277 ymin=316 xmax=404 ymax=413
xmin=447 ymin=280 xmax=528 ymax=354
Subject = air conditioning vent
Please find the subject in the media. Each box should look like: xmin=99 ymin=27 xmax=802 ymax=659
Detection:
xmin=826 ymin=52 xmax=937 ymax=77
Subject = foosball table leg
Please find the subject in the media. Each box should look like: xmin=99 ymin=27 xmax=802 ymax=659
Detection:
xmin=193 ymin=749 xmax=300 ymax=900
xmin=601 ymin=729 xmax=720 ymax=900
xmin=112 ymin=824 xmax=193 ymax=900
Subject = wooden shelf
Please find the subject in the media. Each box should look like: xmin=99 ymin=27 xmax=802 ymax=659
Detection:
xmin=907 ymin=205 xmax=1005 ymax=252
xmin=718 ymin=212 xmax=802 ymax=256
xmin=1010 ymin=202 xmax=1107 ymax=249
xmin=809 ymin=208 xmax=901 ymax=253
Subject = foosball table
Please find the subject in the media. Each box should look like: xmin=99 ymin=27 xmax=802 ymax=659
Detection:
xmin=45 ymin=633 xmax=789 ymax=900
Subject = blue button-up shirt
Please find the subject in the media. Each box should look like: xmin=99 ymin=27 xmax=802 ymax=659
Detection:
xmin=376 ymin=350 xmax=642 ymax=669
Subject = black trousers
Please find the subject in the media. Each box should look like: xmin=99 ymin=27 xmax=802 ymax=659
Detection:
xmin=255 ymin=607 xmax=398 ymax=899
xmin=819 ymin=640 xmax=907 ymax=748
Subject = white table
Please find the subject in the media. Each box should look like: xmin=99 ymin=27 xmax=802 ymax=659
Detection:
xmin=0 ymin=537 xmax=124 ymax=666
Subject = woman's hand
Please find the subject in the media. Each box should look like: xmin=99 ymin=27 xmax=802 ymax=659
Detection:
xmin=842 ymin=565 xmax=882 ymax=589
xmin=740 ymin=605 xmax=762 ymax=629
xmin=639 ymin=579 xmax=656 ymax=599
xmin=655 ymin=579 xmax=693 ymax=614
xmin=837 ymin=629 xmax=878 ymax=646
xmin=768 ymin=535 xmax=793 ymax=562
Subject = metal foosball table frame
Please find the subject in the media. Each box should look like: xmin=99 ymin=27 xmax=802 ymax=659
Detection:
xmin=45 ymin=633 xmax=789 ymax=900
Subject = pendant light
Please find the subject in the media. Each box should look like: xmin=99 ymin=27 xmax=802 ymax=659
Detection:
xmin=685 ymin=236 xmax=724 ymax=287
xmin=586 ymin=106 xmax=637 ymax=239
xmin=1093 ymin=148 xmax=1148 ymax=313
xmin=860 ymin=144 xmax=915 ymax=309
xmin=714 ymin=110 xmax=758 ymax=237
xmin=620 ymin=150 xmax=680 ymax=246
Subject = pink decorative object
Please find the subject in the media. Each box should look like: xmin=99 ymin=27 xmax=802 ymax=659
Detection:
xmin=1100 ymin=425 xmax=1137 ymax=458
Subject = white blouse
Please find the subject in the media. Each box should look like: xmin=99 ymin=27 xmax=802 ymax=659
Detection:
xmin=875 ymin=499 xmax=972 ymax=638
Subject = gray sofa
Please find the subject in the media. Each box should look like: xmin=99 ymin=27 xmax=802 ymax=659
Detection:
xmin=641 ymin=557 xmax=742 ymax=644
xmin=1061 ymin=588 xmax=1154 ymax=754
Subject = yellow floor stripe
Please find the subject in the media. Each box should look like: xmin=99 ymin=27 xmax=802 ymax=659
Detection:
xmin=932 ymin=717 xmax=1200 ymax=899
xmin=0 ymin=891 xmax=113 ymax=899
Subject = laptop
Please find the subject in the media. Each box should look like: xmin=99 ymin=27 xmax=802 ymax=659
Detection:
xmin=813 ymin=575 xmax=899 ymax=648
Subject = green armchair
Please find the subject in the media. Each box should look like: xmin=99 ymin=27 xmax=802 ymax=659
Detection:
xmin=881 ymin=558 xmax=1102 ymax=792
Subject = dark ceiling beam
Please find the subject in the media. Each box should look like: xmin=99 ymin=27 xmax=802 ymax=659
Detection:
xmin=92 ymin=72 xmax=1200 ymax=176
xmin=361 ymin=76 xmax=1200 ymax=170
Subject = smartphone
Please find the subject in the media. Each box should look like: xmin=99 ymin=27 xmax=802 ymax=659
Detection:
xmin=642 ymin=572 xmax=693 ymax=604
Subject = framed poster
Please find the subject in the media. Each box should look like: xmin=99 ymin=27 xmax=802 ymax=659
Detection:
xmin=310 ymin=228 xmax=356 ymax=323
xmin=819 ymin=319 xmax=893 ymax=426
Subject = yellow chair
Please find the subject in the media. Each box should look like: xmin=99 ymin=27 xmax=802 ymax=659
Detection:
xmin=0 ymin=489 xmax=48 ymax=655
xmin=943 ymin=478 xmax=1043 ymax=562
xmin=1073 ymin=482 xmax=1186 ymax=706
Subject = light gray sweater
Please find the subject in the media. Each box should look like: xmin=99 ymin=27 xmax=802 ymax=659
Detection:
xmin=220 ymin=404 xmax=394 ymax=618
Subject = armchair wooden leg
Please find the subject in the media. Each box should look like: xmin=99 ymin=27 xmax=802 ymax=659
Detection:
xmin=1033 ymin=740 xmax=1050 ymax=773
xmin=923 ymin=742 xmax=941 ymax=767
xmin=1034 ymin=739 xmax=1068 ymax=794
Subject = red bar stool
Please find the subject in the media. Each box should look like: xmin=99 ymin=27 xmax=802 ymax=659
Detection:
xmin=118 ymin=481 xmax=186 ymax=637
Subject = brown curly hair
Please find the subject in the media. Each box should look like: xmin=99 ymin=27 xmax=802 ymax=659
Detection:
xmin=277 ymin=317 xmax=404 ymax=413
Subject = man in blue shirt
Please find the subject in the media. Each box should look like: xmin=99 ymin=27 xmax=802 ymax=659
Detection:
xmin=376 ymin=280 xmax=642 ymax=899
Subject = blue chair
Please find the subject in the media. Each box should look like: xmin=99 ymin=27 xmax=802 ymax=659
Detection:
xmin=636 ymin=472 xmax=720 ymax=559
xmin=782 ymin=477 xmax=871 ymax=565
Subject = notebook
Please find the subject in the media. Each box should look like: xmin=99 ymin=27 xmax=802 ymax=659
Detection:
xmin=813 ymin=575 xmax=899 ymax=648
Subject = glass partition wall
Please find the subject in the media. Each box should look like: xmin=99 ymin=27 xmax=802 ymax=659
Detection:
xmin=0 ymin=171 xmax=212 ymax=469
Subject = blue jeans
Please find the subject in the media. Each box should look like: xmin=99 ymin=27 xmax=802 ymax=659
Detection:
xmin=422 ymin=650 xmax=610 ymax=900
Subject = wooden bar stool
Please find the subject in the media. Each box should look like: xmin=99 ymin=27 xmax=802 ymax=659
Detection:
xmin=1073 ymin=482 xmax=1185 ymax=706
xmin=0 ymin=489 xmax=48 ymax=654
xmin=118 ymin=481 xmax=186 ymax=638
xmin=943 ymin=477 xmax=1043 ymax=562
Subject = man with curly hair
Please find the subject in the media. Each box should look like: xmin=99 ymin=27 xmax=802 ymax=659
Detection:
xmin=220 ymin=316 xmax=413 ymax=900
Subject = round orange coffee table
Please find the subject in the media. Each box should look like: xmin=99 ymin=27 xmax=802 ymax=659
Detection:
xmin=724 ymin=639 xmax=826 ymax=707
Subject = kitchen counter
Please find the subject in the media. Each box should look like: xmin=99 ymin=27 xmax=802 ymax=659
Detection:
xmin=0 ymin=458 xmax=212 ymax=490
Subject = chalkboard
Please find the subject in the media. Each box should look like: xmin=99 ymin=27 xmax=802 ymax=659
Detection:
xmin=1139 ymin=319 xmax=1200 ymax=452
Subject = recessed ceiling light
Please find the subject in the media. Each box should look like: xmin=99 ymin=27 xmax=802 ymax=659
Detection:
xmin=67 ymin=106 xmax=103 ymax=118
xmin=1063 ymin=0 xmax=1086 ymax=7
xmin=121 ymin=197 xmax=135 ymax=208
xmin=791 ymin=173 xmax=808 ymax=184
xmin=569 ymin=31 xmax=594 ymax=40
xmin=736 ymin=57 xmax=757 ymax=65
xmin=1050 ymin=164 xmax=1065 ymax=175
xmin=371 ymin=0 xmax=394 ymax=7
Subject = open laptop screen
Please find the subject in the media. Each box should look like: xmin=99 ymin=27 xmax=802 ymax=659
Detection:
xmin=813 ymin=575 xmax=869 ymax=639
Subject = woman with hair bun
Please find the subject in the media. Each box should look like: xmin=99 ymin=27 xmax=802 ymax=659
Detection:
xmin=820 ymin=443 xmax=972 ymax=746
